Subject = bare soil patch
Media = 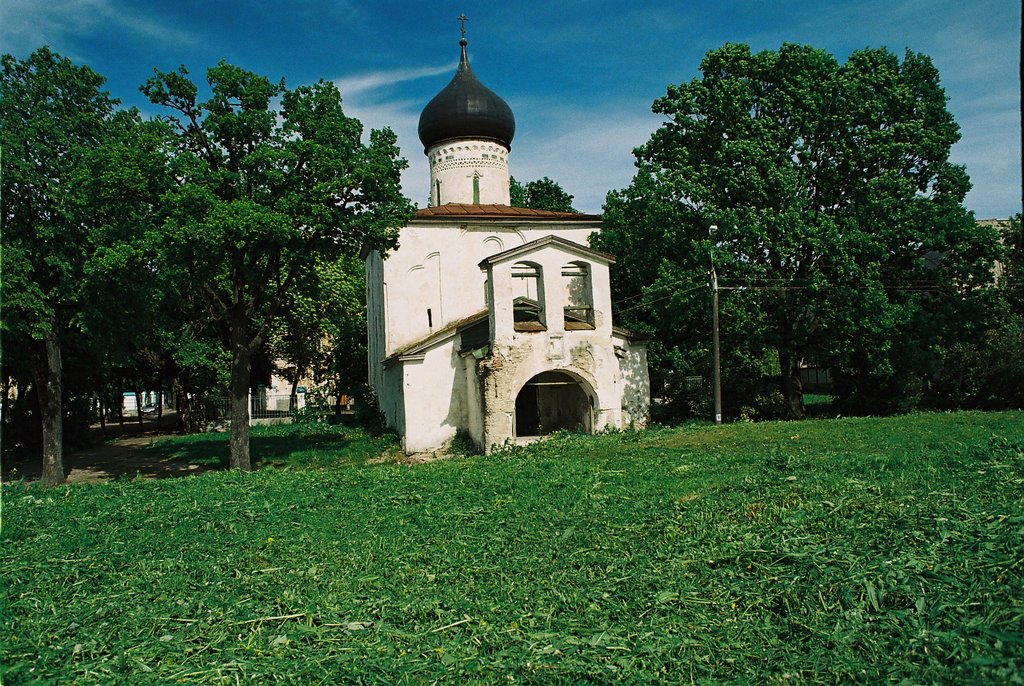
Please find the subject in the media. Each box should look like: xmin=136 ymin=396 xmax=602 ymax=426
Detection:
xmin=3 ymin=412 xmax=218 ymax=485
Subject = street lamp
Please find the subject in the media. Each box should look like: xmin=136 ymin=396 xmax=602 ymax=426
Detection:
xmin=709 ymin=225 xmax=722 ymax=425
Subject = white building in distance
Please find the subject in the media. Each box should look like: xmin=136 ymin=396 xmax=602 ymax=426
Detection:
xmin=365 ymin=31 xmax=650 ymax=453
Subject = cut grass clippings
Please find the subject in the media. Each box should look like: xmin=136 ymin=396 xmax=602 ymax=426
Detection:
xmin=2 ymin=411 xmax=1023 ymax=684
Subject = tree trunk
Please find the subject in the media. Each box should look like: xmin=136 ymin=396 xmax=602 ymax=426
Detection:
xmin=172 ymin=378 xmax=189 ymax=432
xmin=136 ymin=389 xmax=145 ymax=428
xmin=229 ymin=315 xmax=253 ymax=471
xmin=30 ymin=332 xmax=65 ymax=486
xmin=778 ymin=350 xmax=806 ymax=420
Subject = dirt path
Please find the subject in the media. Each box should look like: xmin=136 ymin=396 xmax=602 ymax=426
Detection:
xmin=73 ymin=436 xmax=217 ymax=483
xmin=3 ymin=413 xmax=217 ymax=485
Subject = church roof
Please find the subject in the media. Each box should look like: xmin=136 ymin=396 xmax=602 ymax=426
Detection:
xmin=415 ymin=204 xmax=601 ymax=221
xmin=383 ymin=309 xmax=490 ymax=366
xmin=417 ymin=37 xmax=516 ymax=152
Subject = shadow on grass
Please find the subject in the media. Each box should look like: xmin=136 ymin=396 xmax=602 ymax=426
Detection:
xmin=141 ymin=428 xmax=389 ymax=471
xmin=803 ymin=393 xmax=838 ymax=418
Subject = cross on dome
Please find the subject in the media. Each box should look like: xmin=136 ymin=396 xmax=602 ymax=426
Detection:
xmin=417 ymin=20 xmax=516 ymax=153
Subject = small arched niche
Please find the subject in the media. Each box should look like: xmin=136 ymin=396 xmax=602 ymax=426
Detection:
xmin=562 ymin=261 xmax=595 ymax=329
xmin=511 ymin=261 xmax=545 ymax=332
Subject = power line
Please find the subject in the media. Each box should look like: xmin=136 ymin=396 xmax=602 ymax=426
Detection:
xmin=613 ymin=274 xmax=1002 ymax=317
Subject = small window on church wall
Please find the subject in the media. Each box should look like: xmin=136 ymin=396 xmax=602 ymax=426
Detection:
xmin=512 ymin=262 xmax=545 ymax=332
xmin=562 ymin=261 xmax=595 ymax=330
xmin=472 ymin=174 xmax=480 ymax=204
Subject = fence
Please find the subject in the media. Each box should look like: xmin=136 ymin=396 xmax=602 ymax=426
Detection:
xmin=184 ymin=395 xmax=295 ymax=425
xmin=250 ymin=393 xmax=303 ymax=420
xmin=120 ymin=391 xmax=174 ymax=418
xmin=798 ymin=367 xmax=833 ymax=393
xmin=198 ymin=393 xmax=352 ymax=425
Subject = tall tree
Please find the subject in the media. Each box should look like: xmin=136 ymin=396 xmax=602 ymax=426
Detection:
xmin=596 ymin=43 xmax=999 ymax=418
xmin=74 ymin=113 xmax=177 ymax=432
xmin=510 ymin=176 xmax=577 ymax=213
xmin=142 ymin=62 xmax=412 ymax=470
xmin=1 ymin=48 xmax=120 ymax=485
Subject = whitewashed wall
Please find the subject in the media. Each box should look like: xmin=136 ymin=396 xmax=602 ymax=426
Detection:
xmin=426 ymin=139 xmax=511 ymax=205
xmin=373 ymin=221 xmax=597 ymax=356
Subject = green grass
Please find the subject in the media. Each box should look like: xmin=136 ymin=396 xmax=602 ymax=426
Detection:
xmin=802 ymin=393 xmax=834 ymax=417
xmin=140 ymin=423 xmax=399 ymax=469
xmin=3 ymin=412 xmax=1023 ymax=684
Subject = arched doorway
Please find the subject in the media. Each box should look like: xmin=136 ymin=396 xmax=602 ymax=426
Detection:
xmin=514 ymin=371 xmax=594 ymax=437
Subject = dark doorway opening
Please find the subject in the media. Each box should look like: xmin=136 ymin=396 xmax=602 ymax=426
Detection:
xmin=514 ymin=371 xmax=593 ymax=437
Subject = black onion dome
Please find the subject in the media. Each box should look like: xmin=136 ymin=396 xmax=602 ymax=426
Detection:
xmin=418 ymin=38 xmax=515 ymax=152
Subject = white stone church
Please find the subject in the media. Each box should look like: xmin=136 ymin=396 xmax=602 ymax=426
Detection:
xmin=365 ymin=32 xmax=650 ymax=453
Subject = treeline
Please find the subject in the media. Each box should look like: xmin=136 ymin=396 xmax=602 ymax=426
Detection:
xmin=2 ymin=48 xmax=414 ymax=484
xmin=595 ymin=43 xmax=1023 ymax=420
xmin=5 ymin=43 xmax=1022 ymax=485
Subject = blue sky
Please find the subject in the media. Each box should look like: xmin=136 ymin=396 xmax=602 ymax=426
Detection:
xmin=2 ymin=0 xmax=1019 ymax=217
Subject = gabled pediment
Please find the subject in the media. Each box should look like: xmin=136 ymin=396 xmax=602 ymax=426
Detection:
xmin=478 ymin=235 xmax=616 ymax=270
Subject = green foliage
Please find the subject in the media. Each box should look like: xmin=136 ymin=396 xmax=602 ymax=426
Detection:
xmin=142 ymin=61 xmax=414 ymax=468
xmin=3 ymin=411 xmax=1022 ymax=683
xmin=930 ymin=312 xmax=1024 ymax=410
xmin=596 ymin=43 xmax=1000 ymax=420
xmin=0 ymin=47 xmax=116 ymax=339
xmin=509 ymin=176 xmax=577 ymax=212
xmin=1000 ymin=215 xmax=1024 ymax=316
xmin=266 ymin=254 xmax=369 ymax=400
xmin=0 ymin=47 xmax=136 ymax=481
xmin=351 ymin=383 xmax=390 ymax=436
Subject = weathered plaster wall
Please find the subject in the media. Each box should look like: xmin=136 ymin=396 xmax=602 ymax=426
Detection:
xmin=461 ymin=350 xmax=485 ymax=449
xmin=487 ymin=244 xmax=614 ymax=343
xmin=477 ymin=333 xmax=624 ymax=450
xmin=476 ymin=243 xmax=625 ymax=450
xmin=366 ymin=216 xmax=650 ymax=454
xmin=613 ymin=333 xmax=651 ymax=429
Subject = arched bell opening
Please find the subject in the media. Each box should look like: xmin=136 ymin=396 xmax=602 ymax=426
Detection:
xmin=514 ymin=370 xmax=595 ymax=438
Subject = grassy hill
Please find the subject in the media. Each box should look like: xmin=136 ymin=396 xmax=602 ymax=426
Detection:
xmin=3 ymin=412 xmax=1022 ymax=684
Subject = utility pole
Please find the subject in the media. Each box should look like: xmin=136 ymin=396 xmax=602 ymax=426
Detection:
xmin=710 ymin=225 xmax=722 ymax=425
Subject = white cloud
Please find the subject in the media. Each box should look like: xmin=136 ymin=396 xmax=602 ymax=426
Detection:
xmin=511 ymin=105 xmax=661 ymax=213
xmin=0 ymin=0 xmax=196 ymax=56
xmin=326 ymin=62 xmax=461 ymax=206
xmin=333 ymin=62 xmax=456 ymax=97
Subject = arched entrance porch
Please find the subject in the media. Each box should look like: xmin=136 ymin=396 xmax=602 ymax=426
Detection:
xmin=514 ymin=370 xmax=594 ymax=437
